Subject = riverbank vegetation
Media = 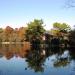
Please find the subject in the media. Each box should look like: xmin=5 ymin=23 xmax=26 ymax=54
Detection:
xmin=0 ymin=19 xmax=75 ymax=47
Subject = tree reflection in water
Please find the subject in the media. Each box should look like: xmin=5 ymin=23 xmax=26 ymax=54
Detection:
xmin=25 ymin=44 xmax=46 ymax=72
xmin=53 ymin=51 xmax=70 ymax=67
xmin=0 ymin=43 xmax=30 ymax=59
xmin=25 ymin=46 xmax=57 ymax=72
xmin=0 ymin=43 xmax=75 ymax=73
xmin=25 ymin=44 xmax=75 ymax=72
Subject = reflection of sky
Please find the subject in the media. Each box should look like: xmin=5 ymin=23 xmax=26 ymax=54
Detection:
xmin=0 ymin=57 xmax=43 ymax=75
xmin=44 ymin=54 xmax=75 ymax=75
xmin=0 ymin=57 xmax=26 ymax=75
xmin=0 ymin=53 xmax=75 ymax=75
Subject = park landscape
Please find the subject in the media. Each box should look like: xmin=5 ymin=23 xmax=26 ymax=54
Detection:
xmin=0 ymin=0 xmax=75 ymax=75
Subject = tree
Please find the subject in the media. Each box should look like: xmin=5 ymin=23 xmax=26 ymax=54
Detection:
xmin=53 ymin=22 xmax=71 ymax=33
xmin=0 ymin=28 xmax=3 ymax=33
xmin=4 ymin=26 xmax=13 ymax=34
xmin=4 ymin=26 xmax=14 ymax=42
xmin=69 ymin=29 xmax=75 ymax=46
xmin=25 ymin=19 xmax=45 ymax=41
xmin=18 ymin=27 xmax=27 ymax=42
xmin=0 ymin=28 xmax=3 ymax=42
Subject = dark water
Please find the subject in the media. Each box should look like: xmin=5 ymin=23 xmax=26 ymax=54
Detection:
xmin=0 ymin=44 xmax=75 ymax=75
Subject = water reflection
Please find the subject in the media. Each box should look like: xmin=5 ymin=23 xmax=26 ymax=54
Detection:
xmin=26 ymin=46 xmax=71 ymax=71
xmin=25 ymin=50 xmax=46 ymax=72
xmin=0 ymin=43 xmax=75 ymax=75
xmin=0 ymin=43 xmax=30 ymax=59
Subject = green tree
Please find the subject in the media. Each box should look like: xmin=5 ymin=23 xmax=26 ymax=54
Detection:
xmin=25 ymin=19 xmax=45 ymax=41
xmin=0 ymin=28 xmax=3 ymax=33
xmin=53 ymin=22 xmax=71 ymax=33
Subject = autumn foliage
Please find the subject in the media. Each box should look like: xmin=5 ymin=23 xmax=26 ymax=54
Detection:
xmin=0 ymin=26 xmax=27 ymax=42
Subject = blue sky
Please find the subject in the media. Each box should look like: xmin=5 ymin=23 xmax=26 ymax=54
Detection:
xmin=0 ymin=0 xmax=75 ymax=30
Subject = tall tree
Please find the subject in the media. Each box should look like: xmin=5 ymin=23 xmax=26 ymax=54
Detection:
xmin=25 ymin=19 xmax=45 ymax=41
xmin=0 ymin=28 xmax=3 ymax=42
xmin=4 ymin=26 xmax=14 ymax=42
xmin=53 ymin=22 xmax=71 ymax=33
xmin=18 ymin=27 xmax=27 ymax=42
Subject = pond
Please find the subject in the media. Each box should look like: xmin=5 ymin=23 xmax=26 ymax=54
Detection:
xmin=0 ymin=44 xmax=75 ymax=75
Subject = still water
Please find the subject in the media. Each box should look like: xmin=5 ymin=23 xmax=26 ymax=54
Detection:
xmin=0 ymin=44 xmax=75 ymax=75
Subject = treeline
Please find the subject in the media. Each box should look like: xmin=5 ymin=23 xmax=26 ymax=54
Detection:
xmin=0 ymin=19 xmax=75 ymax=45
xmin=0 ymin=26 xmax=27 ymax=42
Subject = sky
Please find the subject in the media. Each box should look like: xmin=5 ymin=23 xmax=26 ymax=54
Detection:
xmin=0 ymin=0 xmax=75 ymax=30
